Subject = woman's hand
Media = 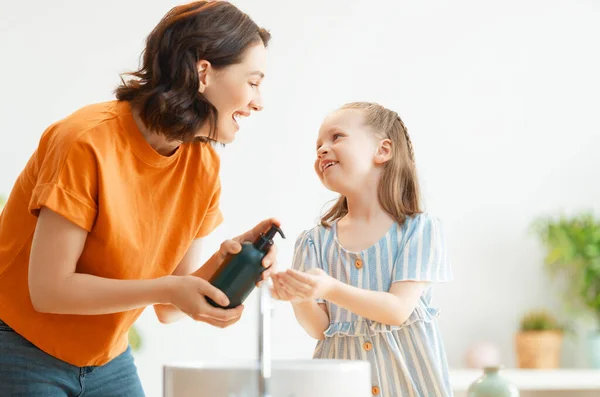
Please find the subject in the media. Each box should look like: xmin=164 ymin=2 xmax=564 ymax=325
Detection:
xmin=200 ymin=218 xmax=281 ymax=283
xmin=166 ymin=275 xmax=244 ymax=328
xmin=271 ymin=268 xmax=335 ymax=302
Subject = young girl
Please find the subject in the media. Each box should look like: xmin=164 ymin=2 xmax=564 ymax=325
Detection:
xmin=271 ymin=102 xmax=454 ymax=397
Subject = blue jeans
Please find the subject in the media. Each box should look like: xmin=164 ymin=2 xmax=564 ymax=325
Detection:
xmin=0 ymin=319 xmax=145 ymax=397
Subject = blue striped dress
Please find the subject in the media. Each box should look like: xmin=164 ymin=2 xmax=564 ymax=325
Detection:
xmin=292 ymin=213 xmax=454 ymax=397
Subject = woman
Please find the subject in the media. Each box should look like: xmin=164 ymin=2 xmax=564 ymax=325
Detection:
xmin=0 ymin=2 xmax=276 ymax=395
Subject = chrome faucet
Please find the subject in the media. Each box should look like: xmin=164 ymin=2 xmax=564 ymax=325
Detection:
xmin=258 ymin=283 xmax=272 ymax=397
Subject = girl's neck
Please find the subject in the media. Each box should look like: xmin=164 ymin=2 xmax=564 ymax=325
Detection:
xmin=336 ymin=189 xmax=395 ymax=253
xmin=342 ymin=188 xmax=394 ymax=227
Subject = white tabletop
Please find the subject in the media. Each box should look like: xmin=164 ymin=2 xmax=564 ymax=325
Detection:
xmin=450 ymin=368 xmax=600 ymax=391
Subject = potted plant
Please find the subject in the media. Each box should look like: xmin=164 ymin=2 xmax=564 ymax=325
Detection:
xmin=129 ymin=324 xmax=143 ymax=352
xmin=515 ymin=309 xmax=564 ymax=368
xmin=532 ymin=212 xmax=600 ymax=368
xmin=1 ymin=192 xmax=143 ymax=352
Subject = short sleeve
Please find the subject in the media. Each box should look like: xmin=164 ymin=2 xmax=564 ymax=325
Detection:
xmin=292 ymin=230 xmax=324 ymax=302
xmin=29 ymin=139 xmax=98 ymax=232
xmin=195 ymin=177 xmax=224 ymax=238
xmin=392 ymin=214 xmax=453 ymax=283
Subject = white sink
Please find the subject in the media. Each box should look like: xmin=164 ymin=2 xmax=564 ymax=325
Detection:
xmin=163 ymin=359 xmax=372 ymax=397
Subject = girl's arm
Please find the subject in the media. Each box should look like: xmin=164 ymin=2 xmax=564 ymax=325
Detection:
xmin=291 ymin=301 xmax=329 ymax=340
xmin=325 ymin=278 xmax=428 ymax=326
xmin=272 ymin=274 xmax=329 ymax=339
xmin=277 ymin=269 xmax=428 ymax=327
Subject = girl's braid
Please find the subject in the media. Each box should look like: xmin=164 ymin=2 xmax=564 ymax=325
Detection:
xmin=396 ymin=115 xmax=414 ymax=161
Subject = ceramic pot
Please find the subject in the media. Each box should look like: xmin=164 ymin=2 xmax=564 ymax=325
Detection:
xmin=467 ymin=366 xmax=519 ymax=397
xmin=588 ymin=332 xmax=600 ymax=369
xmin=515 ymin=330 xmax=562 ymax=369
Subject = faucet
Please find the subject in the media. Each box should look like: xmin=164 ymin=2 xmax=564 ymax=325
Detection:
xmin=258 ymin=283 xmax=272 ymax=397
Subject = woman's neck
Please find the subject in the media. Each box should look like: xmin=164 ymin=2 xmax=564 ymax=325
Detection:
xmin=131 ymin=106 xmax=181 ymax=156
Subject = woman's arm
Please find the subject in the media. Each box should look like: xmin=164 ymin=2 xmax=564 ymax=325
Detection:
xmin=154 ymin=238 xmax=212 ymax=324
xmin=29 ymin=208 xmax=173 ymax=314
xmin=155 ymin=218 xmax=282 ymax=325
xmin=28 ymin=207 xmax=235 ymax=321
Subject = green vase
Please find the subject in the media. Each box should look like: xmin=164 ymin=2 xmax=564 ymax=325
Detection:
xmin=589 ymin=332 xmax=600 ymax=368
xmin=467 ymin=366 xmax=520 ymax=397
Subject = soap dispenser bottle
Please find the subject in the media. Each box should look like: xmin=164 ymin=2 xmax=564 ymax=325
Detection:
xmin=206 ymin=224 xmax=285 ymax=309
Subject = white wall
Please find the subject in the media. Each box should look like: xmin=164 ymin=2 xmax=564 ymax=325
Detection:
xmin=1 ymin=0 xmax=600 ymax=395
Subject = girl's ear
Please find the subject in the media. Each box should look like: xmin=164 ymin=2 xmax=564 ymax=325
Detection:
xmin=374 ymin=138 xmax=393 ymax=165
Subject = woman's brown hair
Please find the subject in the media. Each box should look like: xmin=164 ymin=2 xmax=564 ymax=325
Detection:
xmin=320 ymin=102 xmax=422 ymax=227
xmin=115 ymin=1 xmax=271 ymax=143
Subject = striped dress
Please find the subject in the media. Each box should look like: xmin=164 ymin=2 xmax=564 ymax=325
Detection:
xmin=292 ymin=213 xmax=454 ymax=397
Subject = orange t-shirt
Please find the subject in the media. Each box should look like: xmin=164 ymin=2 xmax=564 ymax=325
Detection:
xmin=0 ymin=100 xmax=223 ymax=366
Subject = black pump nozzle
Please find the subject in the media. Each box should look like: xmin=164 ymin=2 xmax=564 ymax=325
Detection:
xmin=254 ymin=224 xmax=285 ymax=253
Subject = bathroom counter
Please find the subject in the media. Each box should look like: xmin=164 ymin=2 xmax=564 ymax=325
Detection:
xmin=450 ymin=368 xmax=600 ymax=391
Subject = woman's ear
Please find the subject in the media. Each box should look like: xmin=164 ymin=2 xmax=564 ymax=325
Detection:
xmin=197 ymin=60 xmax=211 ymax=93
xmin=374 ymin=138 xmax=393 ymax=164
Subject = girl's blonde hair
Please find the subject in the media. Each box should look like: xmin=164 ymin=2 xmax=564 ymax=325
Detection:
xmin=320 ymin=102 xmax=422 ymax=227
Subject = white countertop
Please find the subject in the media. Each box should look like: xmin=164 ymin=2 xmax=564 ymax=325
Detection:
xmin=450 ymin=368 xmax=600 ymax=391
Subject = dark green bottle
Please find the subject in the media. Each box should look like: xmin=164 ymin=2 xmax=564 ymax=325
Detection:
xmin=206 ymin=224 xmax=285 ymax=309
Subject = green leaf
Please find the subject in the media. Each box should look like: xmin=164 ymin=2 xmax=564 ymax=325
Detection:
xmin=531 ymin=211 xmax=600 ymax=324
xmin=129 ymin=324 xmax=143 ymax=352
xmin=585 ymin=244 xmax=600 ymax=259
xmin=520 ymin=309 xmax=564 ymax=331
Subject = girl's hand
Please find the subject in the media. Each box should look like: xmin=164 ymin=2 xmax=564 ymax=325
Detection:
xmin=270 ymin=273 xmax=296 ymax=301
xmin=271 ymin=268 xmax=335 ymax=302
